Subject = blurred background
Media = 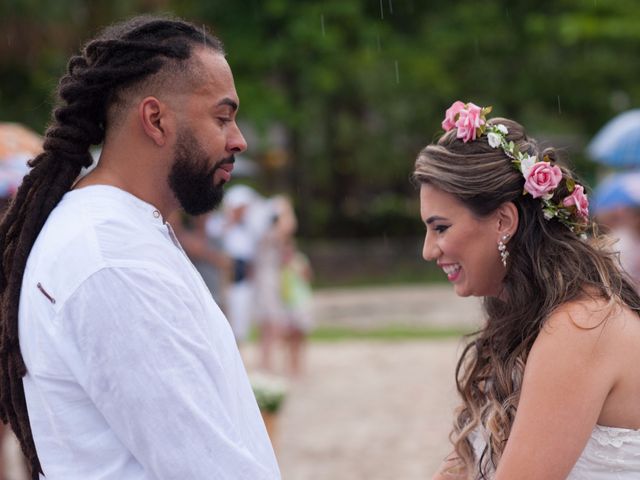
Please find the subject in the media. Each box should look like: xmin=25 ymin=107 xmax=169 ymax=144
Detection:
xmin=2 ymin=1 xmax=640 ymax=479
xmin=4 ymin=0 xmax=640 ymax=284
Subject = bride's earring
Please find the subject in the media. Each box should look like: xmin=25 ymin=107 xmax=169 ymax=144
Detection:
xmin=498 ymin=233 xmax=510 ymax=268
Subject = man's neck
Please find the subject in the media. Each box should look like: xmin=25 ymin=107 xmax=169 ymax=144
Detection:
xmin=74 ymin=161 xmax=177 ymax=220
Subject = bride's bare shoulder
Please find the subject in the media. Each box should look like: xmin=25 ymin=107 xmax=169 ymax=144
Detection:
xmin=537 ymin=294 xmax=640 ymax=354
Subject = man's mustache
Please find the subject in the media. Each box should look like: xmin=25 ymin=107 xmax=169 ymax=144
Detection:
xmin=217 ymin=156 xmax=235 ymax=167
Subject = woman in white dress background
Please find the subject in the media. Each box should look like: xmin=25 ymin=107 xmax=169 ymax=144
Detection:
xmin=254 ymin=195 xmax=297 ymax=372
xmin=414 ymin=101 xmax=640 ymax=479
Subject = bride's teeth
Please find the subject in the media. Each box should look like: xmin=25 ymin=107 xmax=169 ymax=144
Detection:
xmin=442 ymin=264 xmax=461 ymax=275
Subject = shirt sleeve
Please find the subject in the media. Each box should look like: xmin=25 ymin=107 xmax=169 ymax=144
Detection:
xmin=58 ymin=266 xmax=277 ymax=479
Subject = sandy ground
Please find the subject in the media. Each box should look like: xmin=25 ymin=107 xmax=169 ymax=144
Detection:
xmin=312 ymin=284 xmax=482 ymax=330
xmin=242 ymin=283 xmax=479 ymax=479
xmin=243 ymin=339 xmax=465 ymax=480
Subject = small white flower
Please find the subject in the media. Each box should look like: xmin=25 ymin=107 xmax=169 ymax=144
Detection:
xmin=543 ymin=208 xmax=555 ymax=220
xmin=520 ymin=154 xmax=537 ymax=178
xmin=495 ymin=124 xmax=508 ymax=135
xmin=487 ymin=131 xmax=502 ymax=148
xmin=542 ymin=192 xmax=553 ymax=201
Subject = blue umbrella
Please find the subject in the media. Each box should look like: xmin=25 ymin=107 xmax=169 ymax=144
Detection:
xmin=588 ymin=109 xmax=640 ymax=167
xmin=591 ymin=171 xmax=640 ymax=215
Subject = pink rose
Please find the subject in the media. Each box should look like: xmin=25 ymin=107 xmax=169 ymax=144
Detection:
xmin=562 ymin=184 xmax=589 ymax=219
xmin=523 ymin=161 xmax=563 ymax=199
xmin=455 ymin=102 xmax=485 ymax=143
xmin=441 ymin=101 xmax=466 ymax=131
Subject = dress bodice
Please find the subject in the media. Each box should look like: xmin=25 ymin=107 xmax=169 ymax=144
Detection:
xmin=471 ymin=425 xmax=640 ymax=479
xmin=566 ymin=425 xmax=640 ymax=479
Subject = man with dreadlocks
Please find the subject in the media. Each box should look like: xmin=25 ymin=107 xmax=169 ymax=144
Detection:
xmin=0 ymin=16 xmax=281 ymax=479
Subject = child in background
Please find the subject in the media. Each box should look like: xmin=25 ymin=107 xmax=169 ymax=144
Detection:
xmin=280 ymin=239 xmax=314 ymax=378
xmin=254 ymin=196 xmax=296 ymax=372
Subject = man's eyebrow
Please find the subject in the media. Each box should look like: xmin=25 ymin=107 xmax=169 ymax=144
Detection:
xmin=216 ymin=98 xmax=238 ymax=111
xmin=425 ymin=215 xmax=448 ymax=225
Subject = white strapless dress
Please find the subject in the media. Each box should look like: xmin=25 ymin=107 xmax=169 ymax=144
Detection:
xmin=472 ymin=425 xmax=640 ymax=479
xmin=567 ymin=425 xmax=640 ymax=479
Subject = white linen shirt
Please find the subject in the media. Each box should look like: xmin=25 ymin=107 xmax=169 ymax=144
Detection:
xmin=18 ymin=185 xmax=281 ymax=480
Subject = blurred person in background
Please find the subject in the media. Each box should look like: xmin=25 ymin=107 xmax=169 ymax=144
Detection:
xmin=280 ymin=236 xmax=314 ymax=378
xmin=253 ymin=195 xmax=297 ymax=372
xmin=211 ymin=184 xmax=262 ymax=342
xmin=592 ymin=172 xmax=640 ymax=292
xmin=171 ymin=212 xmax=231 ymax=305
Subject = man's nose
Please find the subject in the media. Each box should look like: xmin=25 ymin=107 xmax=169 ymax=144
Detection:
xmin=228 ymin=123 xmax=247 ymax=154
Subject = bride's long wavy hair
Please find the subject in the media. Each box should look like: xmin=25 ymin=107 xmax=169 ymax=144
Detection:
xmin=413 ymin=118 xmax=640 ymax=479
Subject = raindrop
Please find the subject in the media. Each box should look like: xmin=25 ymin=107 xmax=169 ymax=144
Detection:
xmin=557 ymin=95 xmax=562 ymax=115
xmin=320 ymin=14 xmax=325 ymax=36
xmin=379 ymin=0 xmax=384 ymax=20
xmin=394 ymin=60 xmax=400 ymax=84
xmin=388 ymin=0 xmax=394 ymax=14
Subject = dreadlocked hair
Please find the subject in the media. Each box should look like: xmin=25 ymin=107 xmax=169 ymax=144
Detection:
xmin=0 ymin=15 xmax=224 ymax=478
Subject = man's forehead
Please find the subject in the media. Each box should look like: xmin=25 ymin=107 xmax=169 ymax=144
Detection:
xmin=191 ymin=50 xmax=239 ymax=104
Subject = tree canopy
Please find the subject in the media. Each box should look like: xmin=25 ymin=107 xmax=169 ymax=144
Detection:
xmin=2 ymin=0 xmax=639 ymax=237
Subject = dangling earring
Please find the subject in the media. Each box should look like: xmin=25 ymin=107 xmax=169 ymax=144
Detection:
xmin=498 ymin=233 xmax=510 ymax=268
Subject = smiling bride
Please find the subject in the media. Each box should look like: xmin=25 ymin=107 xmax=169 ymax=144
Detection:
xmin=414 ymin=101 xmax=640 ymax=480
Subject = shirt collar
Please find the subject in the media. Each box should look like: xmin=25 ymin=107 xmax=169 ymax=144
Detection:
xmin=67 ymin=185 xmax=167 ymax=226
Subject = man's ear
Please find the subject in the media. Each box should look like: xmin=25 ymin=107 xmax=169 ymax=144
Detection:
xmin=138 ymin=96 xmax=170 ymax=147
xmin=496 ymin=201 xmax=519 ymax=241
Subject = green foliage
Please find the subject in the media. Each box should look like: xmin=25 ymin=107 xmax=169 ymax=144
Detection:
xmin=309 ymin=326 xmax=472 ymax=341
xmin=2 ymin=0 xmax=640 ymax=237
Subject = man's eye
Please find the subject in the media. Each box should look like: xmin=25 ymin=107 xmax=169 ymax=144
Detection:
xmin=217 ymin=117 xmax=231 ymax=125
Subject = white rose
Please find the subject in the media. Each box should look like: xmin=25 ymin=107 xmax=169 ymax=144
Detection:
xmin=487 ymin=131 xmax=502 ymax=148
xmin=520 ymin=154 xmax=537 ymax=178
xmin=496 ymin=124 xmax=508 ymax=135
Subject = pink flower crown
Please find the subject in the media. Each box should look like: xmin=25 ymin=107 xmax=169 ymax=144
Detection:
xmin=442 ymin=101 xmax=589 ymax=235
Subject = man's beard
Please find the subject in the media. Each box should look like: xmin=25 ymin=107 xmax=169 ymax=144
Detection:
xmin=168 ymin=129 xmax=233 ymax=216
